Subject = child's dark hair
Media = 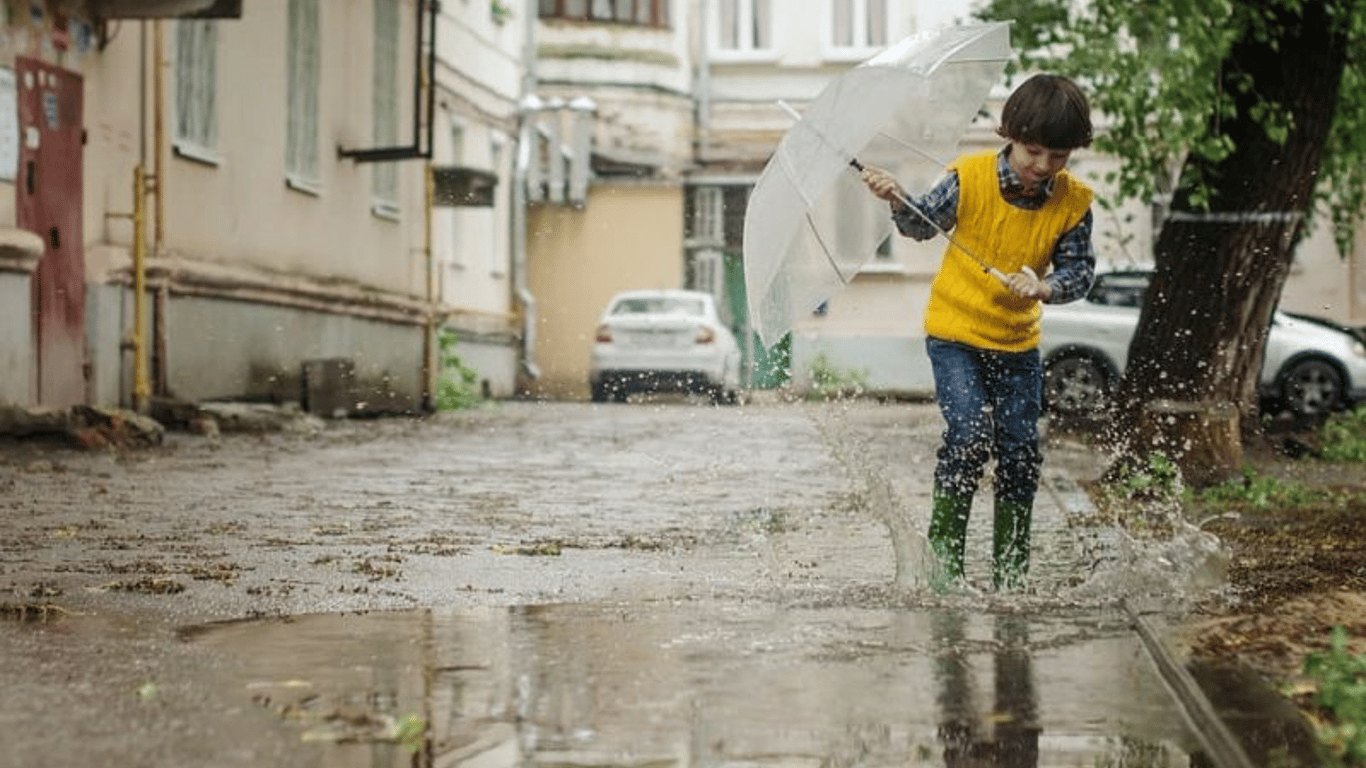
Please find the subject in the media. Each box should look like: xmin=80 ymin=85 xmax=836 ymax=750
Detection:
xmin=996 ymin=74 xmax=1093 ymax=150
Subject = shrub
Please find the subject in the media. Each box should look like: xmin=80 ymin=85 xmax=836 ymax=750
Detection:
xmin=436 ymin=330 xmax=482 ymax=411
xmin=1303 ymin=626 xmax=1366 ymax=766
xmin=808 ymin=352 xmax=870 ymax=400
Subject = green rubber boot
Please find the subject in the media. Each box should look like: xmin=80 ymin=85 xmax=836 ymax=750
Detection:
xmin=993 ymin=497 xmax=1033 ymax=591
xmin=927 ymin=486 xmax=972 ymax=590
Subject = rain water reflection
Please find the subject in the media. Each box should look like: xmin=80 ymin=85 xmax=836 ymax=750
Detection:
xmin=186 ymin=601 xmax=1196 ymax=767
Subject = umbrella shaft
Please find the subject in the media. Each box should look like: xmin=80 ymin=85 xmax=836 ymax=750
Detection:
xmin=894 ymin=189 xmax=1006 ymax=283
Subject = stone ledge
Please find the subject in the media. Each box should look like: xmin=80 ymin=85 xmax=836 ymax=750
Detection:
xmin=0 ymin=229 xmax=44 ymax=274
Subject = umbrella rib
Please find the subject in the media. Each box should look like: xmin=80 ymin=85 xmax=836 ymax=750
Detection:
xmin=803 ymin=208 xmax=851 ymax=286
xmin=875 ymin=129 xmax=948 ymax=168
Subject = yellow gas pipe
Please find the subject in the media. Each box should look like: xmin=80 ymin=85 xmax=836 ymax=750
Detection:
xmin=131 ymin=166 xmax=151 ymax=412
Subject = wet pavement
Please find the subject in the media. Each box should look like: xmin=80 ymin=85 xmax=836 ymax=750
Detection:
xmin=0 ymin=399 xmax=1234 ymax=766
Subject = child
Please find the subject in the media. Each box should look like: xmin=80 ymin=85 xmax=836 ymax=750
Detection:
xmin=860 ymin=73 xmax=1096 ymax=591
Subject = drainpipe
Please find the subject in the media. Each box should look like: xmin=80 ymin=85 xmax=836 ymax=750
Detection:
xmin=694 ymin=0 xmax=711 ymax=165
xmin=422 ymin=163 xmax=437 ymax=411
xmin=150 ymin=19 xmax=168 ymax=397
xmin=513 ymin=8 xmax=541 ymax=387
xmin=513 ymin=94 xmax=541 ymax=386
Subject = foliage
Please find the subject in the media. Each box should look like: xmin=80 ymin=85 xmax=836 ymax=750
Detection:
xmin=974 ymin=0 xmax=1366 ymax=255
xmin=1303 ymin=626 xmax=1366 ymax=766
xmin=1093 ymin=451 xmax=1185 ymax=536
xmin=753 ymin=332 xmax=793 ymax=388
xmin=490 ymin=0 xmax=513 ymax=24
xmin=1320 ymin=406 xmax=1366 ymax=462
xmin=807 ymin=352 xmax=870 ymax=400
xmin=435 ymin=330 xmax=482 ymax=411
xmin=1196 ymin=466 xmax=1343 ymax=510
xmin=1103 ymin=451 xmax=1182 ymax=503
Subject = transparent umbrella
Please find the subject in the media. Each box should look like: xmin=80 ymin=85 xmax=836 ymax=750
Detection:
xmin=742 ymin=22 xmax=1014 ymax=349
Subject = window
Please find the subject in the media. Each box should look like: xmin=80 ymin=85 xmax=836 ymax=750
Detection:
xmin=692 ymin=187 xmax=724 ymax=246
xmin=174 ymin=19 xmax=218 ymax=162
xmin=539 ymin=0 xmax=670 ymax=27
xmin=831 ymin=0 xmax=887 ymax=50
xmin=372 ymin=0 xmax=399 ymax=213
xmin=716 ymin=0 xmax=770 ymax=53
xmin=286 ymin=0 xmax=321 ymax=191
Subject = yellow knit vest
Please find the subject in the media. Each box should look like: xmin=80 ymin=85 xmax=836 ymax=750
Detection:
xmin=923 ymin=150 xmax=1093 ymax=352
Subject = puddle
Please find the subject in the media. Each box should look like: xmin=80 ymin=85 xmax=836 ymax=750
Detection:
xmin=185 ymin=601 xmax=1199 ymax=767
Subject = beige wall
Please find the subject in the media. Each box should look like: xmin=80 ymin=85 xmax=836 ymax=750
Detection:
xmin=163 ymin=4 xmax=423 ymax=294
xmin=1278 ymin=215 xmax=1366 ymax=325
xmin=0 ymin=1 xmax=444 ymax=409
xmin=70 ymin=4 xmax=428 ymax=296
xmin=525 ymin=182 xmax=685 ymax=398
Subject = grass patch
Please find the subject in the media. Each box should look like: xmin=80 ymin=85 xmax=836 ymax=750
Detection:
xmin=436 ymin=330 xmax=483 ymax=411
xmin=1321 ymin=406 xmax=1366 ymax=462
xmin=808 ymin=353 xmax=870 ymax=401
xmin=1303 ymin=626 xmax=1366 ymax=767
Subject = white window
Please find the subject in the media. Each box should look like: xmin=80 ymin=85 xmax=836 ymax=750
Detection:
xmin=830 ymin=0 xmax=888 ymax=52
xmin=286 ymin=0 xmax=321 ymax=191
xmin=372 ymin=0 xmax=399 ymax=215
xmin=693 ymin=187 xmax=724 ymax=246
xmin=691 ymin=249 xmax=724 ymax=299
xmin=539 ymin=0 xmax=670 ymax=26
xmin=715 ymin=0 xmax=770 ymax=54
xmin=174 ymin=19 xmax=218 ymax=163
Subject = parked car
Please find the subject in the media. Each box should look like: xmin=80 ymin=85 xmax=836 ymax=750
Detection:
xmin=589 ymin=289 xmax=742 ymax=404
xmin=1040 ymin=270 xmax=1366 ymax=417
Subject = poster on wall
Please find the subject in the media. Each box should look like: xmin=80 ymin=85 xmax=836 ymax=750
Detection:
xmin=0 ymin=68 xmax=15 ymax=182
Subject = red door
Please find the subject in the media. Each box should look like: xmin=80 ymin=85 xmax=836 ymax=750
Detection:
xmin=17 ymin=57 xmax=85 ymax=406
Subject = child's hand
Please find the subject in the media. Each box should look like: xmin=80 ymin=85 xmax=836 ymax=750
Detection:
xmin=1005 ymin=266 xmax=1052 ymax=301
xmin=860 ymin=165 xmax=908 ymax=207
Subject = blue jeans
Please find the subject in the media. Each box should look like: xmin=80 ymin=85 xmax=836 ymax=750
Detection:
xmin=926 ymin=337 xmax=1043 ymax=504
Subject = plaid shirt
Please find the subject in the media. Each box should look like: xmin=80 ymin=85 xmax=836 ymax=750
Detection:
xmin=891 ymin=147 xmax=1095 ymax=304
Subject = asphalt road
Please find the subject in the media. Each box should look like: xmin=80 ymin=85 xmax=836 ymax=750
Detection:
xmin=0 ymin=398 xmax=1219 ymax=767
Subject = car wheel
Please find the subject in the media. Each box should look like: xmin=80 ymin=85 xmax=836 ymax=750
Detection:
xmin=1044 ymin=353 xmax=1112 ymax=415
xmin=709 ymin=386 xmax=740 ymax=406
xmin=590 ymin=381 xmax=609 ymax=403
xmin=1279 ymin=358 xmax=1344 ymax=416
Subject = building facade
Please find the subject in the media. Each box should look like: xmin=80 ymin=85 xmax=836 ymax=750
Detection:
xmin=0 ymin=0 xmax=529 ymax=415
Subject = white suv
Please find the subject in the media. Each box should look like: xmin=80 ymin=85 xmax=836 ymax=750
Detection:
xmin=1040 ymin=270 xmax=1366 ymax=417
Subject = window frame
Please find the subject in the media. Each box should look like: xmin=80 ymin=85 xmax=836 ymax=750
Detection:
xmin=371 ymin=0 xmax=400 ymax=218
xmin=711 ymin=0 xmax=773 ymax=61
xmin=285 ymin=0 xmax=322 ymax=194
xmin=538 ymin=0 xmax=671 ymax=28
xmin=824 ymin=0 xmax=892 ymax=61
xmin=173 ymin=18 xmax=219 ymax=165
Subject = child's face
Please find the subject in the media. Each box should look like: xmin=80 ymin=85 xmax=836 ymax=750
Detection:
xmin=1007 ymin=142 xmax=1072 ymax=191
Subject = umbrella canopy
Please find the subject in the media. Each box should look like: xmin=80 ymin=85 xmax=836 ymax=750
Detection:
xmin=742 ymin=22 xmax=1014 ymax=349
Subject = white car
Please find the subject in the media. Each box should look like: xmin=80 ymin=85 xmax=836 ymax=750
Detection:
xmin=1040 ymin=270 xmax=1366 ymax=417
xmin=589 ymin=289 xmax=742 ymax=404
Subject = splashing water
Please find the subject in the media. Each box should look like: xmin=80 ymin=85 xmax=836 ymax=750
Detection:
xmin=808 ymin=401 xmax=1231 ymax=610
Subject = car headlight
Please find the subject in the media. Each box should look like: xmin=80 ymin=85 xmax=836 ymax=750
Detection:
xmin=1353 ymin=340 xmax=1366 ymax=359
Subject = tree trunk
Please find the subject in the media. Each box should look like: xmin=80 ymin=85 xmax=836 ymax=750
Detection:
xmin=1109 ymin=0 xmax=1349 ymax=488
